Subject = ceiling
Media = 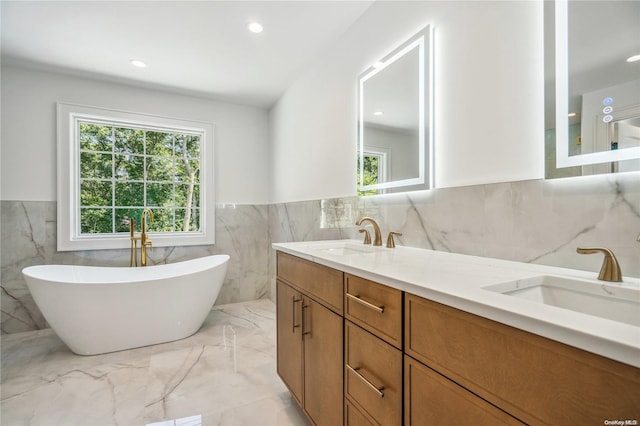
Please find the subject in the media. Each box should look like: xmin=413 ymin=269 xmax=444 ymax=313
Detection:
xmin=1 ymin=1 xmax=373 ymax=108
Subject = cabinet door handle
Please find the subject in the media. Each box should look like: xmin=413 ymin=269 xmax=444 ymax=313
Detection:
xmin=346 ymin=293 xmax=384 ymax=314
xmin=292 ymin=297 xmax=302 ymax=333
xmin=346 ymin=364 xmax=384 ymax=397
xmin=302 ymin=303 xmax=311 ymax=336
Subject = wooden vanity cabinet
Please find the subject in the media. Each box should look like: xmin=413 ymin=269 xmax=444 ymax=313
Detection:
xmin=276 ymin=250 xmax=640 ymax=426
xmin=405 ymin=293 xmax=640 ymax=425
xmin=276 ymin=253 xmax=344 ymax=426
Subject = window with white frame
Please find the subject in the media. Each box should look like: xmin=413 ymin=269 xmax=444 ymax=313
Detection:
xmin=57 ymin=103 xmax=215 ymax=251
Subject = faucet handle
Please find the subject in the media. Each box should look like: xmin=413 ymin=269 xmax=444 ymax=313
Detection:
xmin=576 ymin=247 xmax=622 ymax=282
xmin=386 ymin=232 xmax=402 ymax=248
xmin=359 ymin=229 xmax=372 ymax=245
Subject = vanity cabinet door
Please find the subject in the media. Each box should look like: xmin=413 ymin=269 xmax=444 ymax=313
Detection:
xmin=276 ymin=253 xmax=345 ymax=426
xmin=303 ymin=298 xmax=344 ymax=426
xmin=345 ymin=321 xmax=402 ymax=426
xmin=405 ymin=293 xmax=640 ymax=424
xmin=276 ymin=280 xmax=303 ymax=405
xmin=404 ymin=355 xmax=523 ymax=425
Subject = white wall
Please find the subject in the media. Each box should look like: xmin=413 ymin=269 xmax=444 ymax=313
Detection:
xmin=270 ymin=1 xmax=545 ymax=203
xmin=1 ymin=65 xmax=270 ymax=204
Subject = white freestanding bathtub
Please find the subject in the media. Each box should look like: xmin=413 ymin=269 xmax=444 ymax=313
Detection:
xmin=22 ymin=255 xmax=229 ymax=355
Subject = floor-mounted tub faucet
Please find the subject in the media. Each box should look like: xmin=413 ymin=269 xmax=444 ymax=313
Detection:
xmin=129 ymin=218 xmax=140 ymax=267
xmin=129 ymin=208 xmax=154 ymax=267
xmin=141 ymin=208 xmax=154 ymax=266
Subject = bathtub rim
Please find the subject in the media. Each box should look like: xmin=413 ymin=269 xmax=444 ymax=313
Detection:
xmin=22 ymin=254 xmax=230 ymax=284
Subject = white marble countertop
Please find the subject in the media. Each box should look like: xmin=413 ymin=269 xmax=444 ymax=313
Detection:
xmin=272 ymin=240 xmax=640 ymax=368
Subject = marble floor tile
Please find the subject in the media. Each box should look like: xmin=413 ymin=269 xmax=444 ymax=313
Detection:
xmin=1 ymin=299 xmax=309 ymax=426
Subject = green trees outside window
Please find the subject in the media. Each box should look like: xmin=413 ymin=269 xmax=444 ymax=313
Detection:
xmin=357 ymin=153 xmax=382 ymax=196
xmin=79 ymin=122 xmax=201 ymax=234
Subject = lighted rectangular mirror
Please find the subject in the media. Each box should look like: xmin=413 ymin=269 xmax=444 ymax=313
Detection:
xmin=357 ymin=25 xmax=433 ymax=195
xmin=545 ymin=0 xmax=640 ymax=179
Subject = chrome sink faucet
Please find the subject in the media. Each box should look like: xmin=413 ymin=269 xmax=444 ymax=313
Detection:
xmin=576 ymin=247 xmax=622 ymax=282
xmin=356 ymin=217 xmax=382 ymax=246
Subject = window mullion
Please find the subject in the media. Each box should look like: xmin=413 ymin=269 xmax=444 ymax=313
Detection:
xmin=111 ymin=126 xmax=116 ymax=233
xmin=143 ymin=130 xmax=147 ymax=210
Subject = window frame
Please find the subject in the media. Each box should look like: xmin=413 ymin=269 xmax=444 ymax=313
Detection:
xmin=57 ymin=103 xmax=215 ymax=251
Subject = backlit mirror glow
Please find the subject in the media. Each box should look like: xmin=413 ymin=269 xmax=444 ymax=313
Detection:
xmin=545 ymin=0 xmax=640 ymax=179
xmin=358 ymin=25 xmax=433 ymax=195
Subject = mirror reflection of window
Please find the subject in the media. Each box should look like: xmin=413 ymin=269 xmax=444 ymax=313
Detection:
xmin=357 ymin=151 xmax=388 ymax=196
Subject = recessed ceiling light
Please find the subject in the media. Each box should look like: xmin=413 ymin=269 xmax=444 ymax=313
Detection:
xmin=130 ymin=59 xmax=147 ymax=68
xmin=374 ymin=111 xmax=384 ymax=116
xmin=248 ymin=22 xmax=263 ymax=33
xmin=626 ymin=54 xmax=640 ymax=63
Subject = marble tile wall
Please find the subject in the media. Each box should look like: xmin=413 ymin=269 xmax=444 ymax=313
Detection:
xmin=1 ymin=202 xmax=270 ymax=334
xmin=269 ymin=174 xmax=640 ymax=300
xmin=3 ymin=173 xmax=639 ymax=334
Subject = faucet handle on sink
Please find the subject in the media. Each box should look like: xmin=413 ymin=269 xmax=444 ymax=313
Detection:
xmin=576 ymin=247 xmax=623 ymax=282
xmin=386 ymin=232 xmax=402 ymax=248
xmin=359 ymin=229 xmax=372 ymax=245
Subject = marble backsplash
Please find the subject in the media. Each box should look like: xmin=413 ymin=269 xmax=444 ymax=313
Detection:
xmin=269 ymin=174 xmax=640 ymax=300
xmin=3 ymin=173 xmax=640 ymax=334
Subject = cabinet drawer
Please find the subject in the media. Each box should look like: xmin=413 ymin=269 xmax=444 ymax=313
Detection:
xmin=345 ymin=321 xmax=402 ymax=426
xmin=404 ymin=355 xmax=523 ymax=425
xmin=277 ymin=252 xmax=343 ymax=314
xmin=405 ymin=294 xmax=640 ymax=425
xmin=345 ymin=398 xmax=375 ymax=426
xmin=345 ymin=274 xmax=402 ymax=348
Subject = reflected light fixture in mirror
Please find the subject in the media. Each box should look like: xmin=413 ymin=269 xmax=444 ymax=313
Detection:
xmin=546 ymin=0 xmax=640 ymax=179
xmin=357 ymin=25 xmax=433 ymax=196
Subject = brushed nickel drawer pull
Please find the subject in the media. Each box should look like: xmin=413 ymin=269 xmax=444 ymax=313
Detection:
xmin=346 ymin=364 xmax=384 ymax=397
xmin=346 ymin=293 xmax=384 ymax=314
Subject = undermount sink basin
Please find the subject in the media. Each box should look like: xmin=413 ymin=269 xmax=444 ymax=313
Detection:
xmin=484 ymin=275 xmax=640 ymax=327
xmin=302 ymin=241 xmax=389 ymax=256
